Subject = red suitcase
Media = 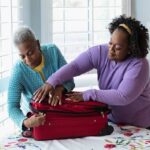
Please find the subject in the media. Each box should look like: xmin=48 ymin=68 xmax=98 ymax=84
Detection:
xmin=29 ymin=94 xmax=113 ymax=140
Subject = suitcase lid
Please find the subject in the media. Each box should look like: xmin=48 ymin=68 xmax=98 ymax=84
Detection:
xmin=30 ymin=95 xmax=109 ymax=114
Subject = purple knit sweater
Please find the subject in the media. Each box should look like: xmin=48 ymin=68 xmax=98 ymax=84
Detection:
xmin=47 ymin=44 xmax=150 ymax=127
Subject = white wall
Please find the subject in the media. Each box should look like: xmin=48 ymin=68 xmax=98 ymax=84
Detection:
xmin=131 ymin=0 xmax=150 ymax=60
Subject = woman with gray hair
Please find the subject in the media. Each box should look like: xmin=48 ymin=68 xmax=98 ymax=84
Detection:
xmin=8 ymin=26 xmax=74 ymax=136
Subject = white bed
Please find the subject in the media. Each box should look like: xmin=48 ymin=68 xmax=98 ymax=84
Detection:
xmin=1 ymin=122 xmax=150 ymax=150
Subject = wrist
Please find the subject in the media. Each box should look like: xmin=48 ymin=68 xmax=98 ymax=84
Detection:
xmin=56 ymin=85 xmax=64 ymax=92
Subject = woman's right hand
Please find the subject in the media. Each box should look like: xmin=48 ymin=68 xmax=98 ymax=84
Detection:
xmin=33 ymin=82 xmax=54 ymax=103
xmin=23 ymin=113 xmax=46 ymax=128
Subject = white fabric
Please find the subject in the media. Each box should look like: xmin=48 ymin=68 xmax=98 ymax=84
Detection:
xmin=1 ymin=122 xmax=150 ymax=150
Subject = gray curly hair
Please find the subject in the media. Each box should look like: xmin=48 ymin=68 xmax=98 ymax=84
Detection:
xmin=13 ymin=26 xmax=37 ymax=45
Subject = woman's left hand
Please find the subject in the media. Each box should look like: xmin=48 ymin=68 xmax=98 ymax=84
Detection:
xmin=66 ymin=92 xmax=84 ymax=102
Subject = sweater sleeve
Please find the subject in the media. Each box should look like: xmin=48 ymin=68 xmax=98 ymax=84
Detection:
xmin=47 ymin=45 xmax=101 ymax=88
xmin=7 ymin=63 xmax=26 ymax=130
xmin=53 ymin=45 xmax=75 ymax=92
xmin=83 ymin=59 xmax=150 ymax=106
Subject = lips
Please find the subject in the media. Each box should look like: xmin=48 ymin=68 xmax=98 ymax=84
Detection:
xmin=26 ymin=62 xmax=35 ymax=67
xmin=109 ymin=52 xmax=115 ymax=57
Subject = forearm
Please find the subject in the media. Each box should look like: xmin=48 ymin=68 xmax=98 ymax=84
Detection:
xmin=47 ymin=51 xmax=94 ymax=88
xmin=8 ymin=104 xmax=26 ymax=129
xmin=82 ymin=89 xmax=131 ymax=106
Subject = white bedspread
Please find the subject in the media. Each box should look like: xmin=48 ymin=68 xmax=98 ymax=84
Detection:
xmin=0 ymin=122 xmax=150 ymax=150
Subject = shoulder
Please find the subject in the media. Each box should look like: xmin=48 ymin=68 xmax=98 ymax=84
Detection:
xmin=41 ymin=44 xmax=60 ymax=54
xmin=88 ymin=43 xmax=108 ymax=52
xmin=11 ymin=60 xmax=23 ymax=73
xmin=125 ymin=57 xmax=149 ymax=78
xmin=41 ymin=44 xmax=64 ymax=66
xmin=87 ymin=44 xmax=109 ymax=58
xmin=86 ymin=44 xmax=109 ymax=66
xmin=128 ymin=57 xmax=149 ymax=69
xmin=10 ymin=59 xmax=30 ymax=79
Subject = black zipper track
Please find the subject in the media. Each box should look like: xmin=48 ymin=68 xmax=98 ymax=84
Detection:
xmin=30 ymin=105 xmax=110 ymax=114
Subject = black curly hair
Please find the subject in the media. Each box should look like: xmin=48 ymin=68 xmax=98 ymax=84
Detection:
xmin=108 ymin=15 xmax=149 ymax=58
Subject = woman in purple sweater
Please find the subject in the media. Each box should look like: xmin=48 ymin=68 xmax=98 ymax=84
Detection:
xmin=34 ymin=15 xmax=150 ymax=128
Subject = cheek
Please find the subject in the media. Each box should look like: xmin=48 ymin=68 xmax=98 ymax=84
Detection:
xmin=32 ymin=53 xmax=41 ymax=62
xmin=117 ymin=50 xmax=128 ymax=60
xmin=31 ymin=55 xmax=37 ymax=62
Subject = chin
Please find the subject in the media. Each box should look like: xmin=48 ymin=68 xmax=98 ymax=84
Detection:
xmin=26 ymin=63 xmax=35 ymax=68
xmin=108 ymin=54 xmax=115 ymax=60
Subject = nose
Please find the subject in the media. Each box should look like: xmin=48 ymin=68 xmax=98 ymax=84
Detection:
xmin=24 ymin=56 xmax=32 ymax=65
xmin=110 ymin=44 xmax=115 ymax=52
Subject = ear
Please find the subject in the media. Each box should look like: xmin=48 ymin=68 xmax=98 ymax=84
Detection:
xmin=36 ymin=40 xmax=40 ymax=46
xmin=127 ymin=45 xmax=132 ymax=55
xmin=36 ymin=40 xmax=41 ymax=51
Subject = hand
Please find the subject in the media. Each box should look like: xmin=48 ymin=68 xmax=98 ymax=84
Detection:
xmin=49 ymin=85 xmax=64 ymax=106
xmin=22 ymin=130 xmax=32 ymax=137
xmin=66 ymin=92 xmax=84 ymax=102
xmin=33 ymin=82 xmax=54 ymax=103
xmin=23 ymin=113 xmax=46 ymax=128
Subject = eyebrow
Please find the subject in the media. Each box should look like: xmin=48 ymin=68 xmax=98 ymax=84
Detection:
xmin=19 ymin=49 xmax=33 ymax=56
xmin=109 ymin=40 xmax=124 ymax=47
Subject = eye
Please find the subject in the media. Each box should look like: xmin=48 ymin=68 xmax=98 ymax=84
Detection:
xmin=20 ymin=55 xmax=25 ymax=60
xmin=109 ymin=41 xmax=112 ymax=45
xmin=27 ymin=50 xmax=34 ymax=56
xmin=115 ymin=45 xmax=122 ymax=50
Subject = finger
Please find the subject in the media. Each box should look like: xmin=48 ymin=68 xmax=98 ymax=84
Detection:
xmin=33 ymin=89 xmax=42 ymax=100
xmin=48 ymin=93 xmax=52 ymax=104
xmin=22 ymin=130 xmax=32 ymax=137
xmin=54 ymin=96 xmax=60 ymax=106
xmin=48 ymin=97 xmax=52 ymax=104
xmin=33 ymin=89 xmax=40 ymax=96
xmin=35 ymin=90 xmax=45 ymax=102
xmin=65 ymin=98 xmax=72 ymax=101
xmin=65 ymin=94 xmax=76 ymax=100
xmin=41 ymin=121 xmax=45 ymax=126
xmin=68 ymin=95 xmax=77 ymax=100
xmin=59 ymin=97 xmax=62 ymax=105
xmin=72 ymin=99 xmax=80 ymax=102
xmin=65 ymin=93 xmax=72 ymax=97
xmin=69 ymin=96 xmax=81 ymax=102
xmin=39 ymin=90 xmax=47 ymax=103
xmin=51 ymin=97 xmax=57 ymax=106
xmin=65 ymin=93 xmax=75 ymax=97
xmin=34 ymin=113 xmax=39 ymax=117
xmin=48 ymin=92 xmax=54 ymax=104
xmin=37 ymin=114 xmax=46 ymax=120
xmin=38 ymin=115 xmax=46 ymax=124
xmin=34 ymin=89 xmax=43 ymax=102
xmin=42 ymin=118 xmax=46 ymax=125
xmin=51 ymin=95 xmax=58 ymax=106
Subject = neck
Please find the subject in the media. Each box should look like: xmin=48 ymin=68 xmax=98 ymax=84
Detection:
xmin=33 ymin=53 xmax=42 ymax=68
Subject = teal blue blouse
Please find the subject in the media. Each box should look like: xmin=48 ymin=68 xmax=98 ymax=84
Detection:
xmin=7 ymin=44 xmax=75 ymax=130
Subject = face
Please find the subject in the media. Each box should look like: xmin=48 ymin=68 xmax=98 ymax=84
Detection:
xmin=17 ymin=40 xmax=42 ymax=68
xmin=108 ymin=29 xmax=130 ymax=61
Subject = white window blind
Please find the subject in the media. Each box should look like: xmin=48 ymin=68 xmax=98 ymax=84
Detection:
xmin=0 ymin=0 xmax=23 ymax=137
xmin=41 ymin=0 xmax=131 ymax=89
xmin=52 ymin=0 xmax=130 ymax=61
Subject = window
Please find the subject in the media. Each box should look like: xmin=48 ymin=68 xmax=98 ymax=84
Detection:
xmin=41 ymin=0 xmax=131 ymax=89
xmin=0 ymin=0 xmax=23 ymax=137
xmin=0 ymin=0 xmax=131 ymax=137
